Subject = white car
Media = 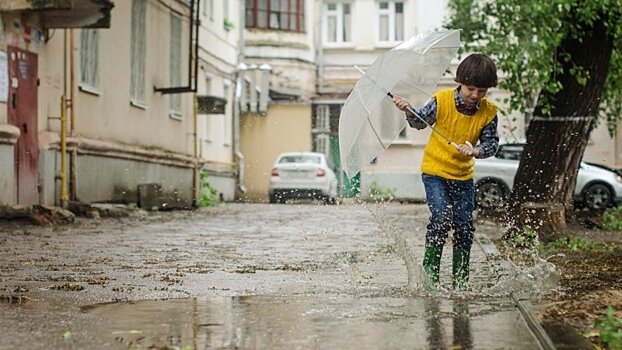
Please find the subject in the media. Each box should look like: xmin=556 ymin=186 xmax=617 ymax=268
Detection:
xmin=474 ymin=143 xmax=622 ymax=211
xmin=268 ymin=152 xmax=338 ymax=204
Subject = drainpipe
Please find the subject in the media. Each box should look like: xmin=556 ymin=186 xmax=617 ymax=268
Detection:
xmin=192 ymin=94 xmax=199 ymax=207
xmin=233 ymin=63 xmax=247 ymax=194
xmin=316 ymin=0 xmax=325 ymax=94
xmin=233 ymin=0 xmax=246 ymax=194
xmin=59 ymin=96 xmax=69 ymax=208
xmin=58 ymin=30 xmax=70 ymax=208
xmin=69 ymin=29 xmax=77 ymax=201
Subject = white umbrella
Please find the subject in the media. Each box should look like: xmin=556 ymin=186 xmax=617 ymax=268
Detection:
xmin=339 ymin=30 xmax=461 ymax=178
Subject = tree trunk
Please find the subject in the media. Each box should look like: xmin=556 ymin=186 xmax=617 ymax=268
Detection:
xmin=506 ymin=16 xmax=614 ymax=242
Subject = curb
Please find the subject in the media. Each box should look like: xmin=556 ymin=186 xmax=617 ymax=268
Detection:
xmin=475 ymin=235 xmax=557 ymax=350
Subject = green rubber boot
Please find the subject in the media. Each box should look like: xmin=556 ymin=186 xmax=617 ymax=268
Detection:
xmin=422 ymin=244 xmax=443 ymax=290
xmin=452 ymin=246 xmax=471 ymax=291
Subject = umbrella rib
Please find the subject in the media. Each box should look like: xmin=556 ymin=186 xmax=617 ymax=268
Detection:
xmin=353 ymin=87 xmax=387 ymax=151
xmin=422 ymin=33 xmax=454 ymax=55
xmin=366 ymin=116 xmax=388 ymax=151
xmin=400 ymin=79 xmax=434 ymax=97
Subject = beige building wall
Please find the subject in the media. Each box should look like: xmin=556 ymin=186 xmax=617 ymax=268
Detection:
xmin=240 ymin=104 xmax=312 ymax=201
xmin=1 ymin=1 xmax=201 ymax=206
xmin=66 ymin=0 xmax=193 ymax=154
xmin=196 ymin=0 xmax=239 ymax=200
xmin=584 ymin=121 xmax=622 ymax=168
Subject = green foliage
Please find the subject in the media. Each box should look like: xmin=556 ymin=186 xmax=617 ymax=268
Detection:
xmin=594 ymin=306 xmax=622 ymax=349
xmin=502 ymin=226 xmax=541 ymax=265
xmin=199 ymin=171 xmax=220 ymax=207
xmin=543 ymin=234 xmax=611 ymax=253
xmin=506 ymin=226 xmax=539 ymax=249
xmin=446 ymin=0 xmax=622 ymax=135
xmin=602 ymin=206 xmax=622 ymax=231
xmin=367 ymin=181 xmax=395 ymax=202
xmin=223 ymin=17 xmax=234 ymax=31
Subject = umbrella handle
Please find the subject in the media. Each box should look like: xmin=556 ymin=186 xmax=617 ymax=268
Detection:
xmin=450 ymin=142 xmax=459 ymax=150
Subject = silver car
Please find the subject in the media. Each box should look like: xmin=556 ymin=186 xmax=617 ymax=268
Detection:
xmin=269 ymin=152 xmax=338 ymax=204
xmin=474 ymin=143 xmax=622 ymax=210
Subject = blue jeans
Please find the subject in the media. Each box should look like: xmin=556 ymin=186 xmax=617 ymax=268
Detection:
xmin=422 ymin=174 xmax=475 ymax=250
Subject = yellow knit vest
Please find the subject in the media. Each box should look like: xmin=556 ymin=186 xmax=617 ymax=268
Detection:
xmin=421 ymin=88 xmax=498 ymax=180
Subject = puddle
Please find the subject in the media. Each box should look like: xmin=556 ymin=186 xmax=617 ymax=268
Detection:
xmin=83 ymin=295 xmax=541 ymax=349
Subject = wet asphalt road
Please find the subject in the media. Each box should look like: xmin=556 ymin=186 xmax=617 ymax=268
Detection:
xmin=0 ymin=203 xmax=545 ymax=349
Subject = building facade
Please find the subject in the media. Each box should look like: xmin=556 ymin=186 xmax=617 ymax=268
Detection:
xmin=237 ymin=0 xmax=318 ymax=201
xmin=2 ymin=1 xmax=618 ymax=207
xmin=0 ymin=0 xmax=200 ymax=208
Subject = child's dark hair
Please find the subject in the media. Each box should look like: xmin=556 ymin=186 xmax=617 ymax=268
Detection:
xmin=454 ymin=54 xmax=498 ymax=88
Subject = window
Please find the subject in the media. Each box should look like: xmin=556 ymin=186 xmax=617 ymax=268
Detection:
xmin=316 ymin=105 xmax=330 ymax=131
xmin=79 ymin=29 xmax=99 ymax=93
xmin=246 ymin=0 xmax=305 ymax=32
xmin=324 ymin=2 xmax=351 ymax=44
xmin=315 ymin=134 xmax=330 ymax=158
xmin=130 ymin=0 xmax=147 ymax=106
xmin=378 ymin=1 xmax=404 ymax=43
xmin=169 ymin=12 xmax=182 ymax=116
xmin=204 ymin=76 xmax=212 ymax=142
xmin=223 ymin=0 xmax=229 ymax=20
xmin=203 ymin=0 xmax=213 ymax=19
xmin=223 ymin=79 xmax=231 ymax=145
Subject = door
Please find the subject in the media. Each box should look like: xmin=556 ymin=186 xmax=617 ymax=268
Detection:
xmin=7 ymin=46 xmax=39 ymax=205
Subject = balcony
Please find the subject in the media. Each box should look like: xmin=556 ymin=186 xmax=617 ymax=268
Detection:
xmin=0 ymin=0 xmax=114 ymax=29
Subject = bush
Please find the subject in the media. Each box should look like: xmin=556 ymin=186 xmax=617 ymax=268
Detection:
xmin=594 ymin=306 xmax=622 ymax=349
xmin=602 ymin=206 xmax=622 ymax=231
xmin=367 ymin=181 xmax=395 ymax=202
xmin=199 ymin=172 xmax=220 ymax=207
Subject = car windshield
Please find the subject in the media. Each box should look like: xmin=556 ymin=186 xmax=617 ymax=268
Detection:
xmin=496 ymin=144 xmax=524 ymax=160
xmin=279 ymin=155 xmax=321 ymax=164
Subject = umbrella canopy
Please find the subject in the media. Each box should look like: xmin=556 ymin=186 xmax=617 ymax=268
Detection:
xmin=338 ymin=30 xmax=461 ymax=178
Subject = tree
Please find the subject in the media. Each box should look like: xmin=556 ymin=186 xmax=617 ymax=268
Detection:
xmin=446 ymin=0 xmax=622 ymax=241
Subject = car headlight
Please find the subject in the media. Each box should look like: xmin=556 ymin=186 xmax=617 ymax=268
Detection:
xmin=616 ymin=175 xmax=622 ymax=184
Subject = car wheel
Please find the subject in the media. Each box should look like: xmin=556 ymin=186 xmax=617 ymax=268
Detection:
xmin=582 ymin=183 xmax=612 ymax=211
xmin=323 ymin=196 xmax=337 ymax=205
xmin=476 ymin=181 xmax=507 ymax=209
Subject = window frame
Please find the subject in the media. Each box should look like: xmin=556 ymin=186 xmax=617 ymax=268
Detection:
xmin=315 ymin=105 xmax=330 ymax=132
xmin=130 ymin=0 xmax=147 ymax=108
xmin=222 ymin=79 xmax=231 ymax=146
xmin=323 ymin=2 xmax=353 ymax=47
xmin=169 ymin=11 xmax=183 ymax=119
xmin=245 ymin=0 xmax=306 ymax=32
xmin=376 ymin=0 xmax=405 ymax=47
xmin=203 ymin=75 xmax=213 ymax=143
xmin=79 ymin=29 xmax=100 ymax=95
xmin=315 ymin=134 xmax=330 ymax=159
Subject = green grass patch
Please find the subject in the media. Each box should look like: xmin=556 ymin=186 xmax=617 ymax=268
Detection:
xmin=542 ymin=234 xmax=613 ymax=253
xmin=602 ymin=206 xmax=622 ymax=231
xmin=366 ymin=181 xmax=396 ymax=203
xmin=593 ymin=306 xmax=622 ymax=350
xmin=199 ymin=172 xmax=220 ymax=207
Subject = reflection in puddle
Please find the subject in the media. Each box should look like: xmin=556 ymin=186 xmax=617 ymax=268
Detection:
xmin=84 ymin=296 xmax=540 ymax=349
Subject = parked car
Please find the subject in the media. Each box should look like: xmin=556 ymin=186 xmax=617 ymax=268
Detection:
xmin=474 ymin=143 xmax=622 ymax=211
xmin=268 ymin=152 xmax=338 ymax=204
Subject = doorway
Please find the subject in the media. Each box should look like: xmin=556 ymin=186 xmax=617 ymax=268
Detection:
xmin=7 ymin=46 xmax=39 ymax=205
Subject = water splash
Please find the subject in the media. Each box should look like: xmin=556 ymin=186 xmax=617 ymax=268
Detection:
xmin=369 ymin=204 xmax=423 ymax=291
xmin=485 ymin=258 xmax=560 ymax=298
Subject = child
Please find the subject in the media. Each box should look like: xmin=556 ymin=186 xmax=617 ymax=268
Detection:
xmin=392 ymin=53 xmax=499 ymax=290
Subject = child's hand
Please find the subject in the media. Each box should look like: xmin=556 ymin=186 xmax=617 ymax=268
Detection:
xmin=392 ymin=96 xmax=411 ymax=112
xmin=458 ymin=141 xmax=480 ymax=157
